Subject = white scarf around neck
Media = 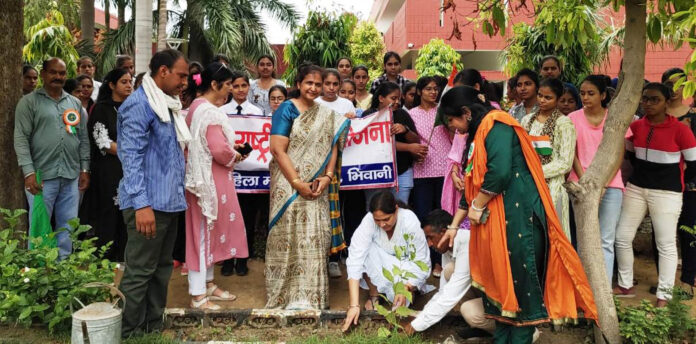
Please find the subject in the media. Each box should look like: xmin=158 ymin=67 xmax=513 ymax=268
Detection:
xmin=141 ymin=73 xmax=192 ymax=149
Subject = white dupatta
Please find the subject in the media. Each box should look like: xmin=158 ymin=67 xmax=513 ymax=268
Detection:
xmin=185 ymin=101 xmax=237 ymax=228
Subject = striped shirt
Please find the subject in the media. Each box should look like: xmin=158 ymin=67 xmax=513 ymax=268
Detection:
xmin=117 ymin=88 xmax=187 ymax=212
xmin=626 ymin=115 xmax=696 ymax=192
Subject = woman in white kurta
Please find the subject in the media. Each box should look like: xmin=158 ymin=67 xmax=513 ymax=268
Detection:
xmin=520 ymin=78 xmax=576 ymax=238
xmin=344 ymin=191 xmax=431 ymax=315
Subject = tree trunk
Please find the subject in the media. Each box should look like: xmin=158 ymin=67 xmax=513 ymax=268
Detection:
xmin=186 ymin=0 xmax=212 ymax=63
xmin=118 ymin=1 xmax=126 ymax=28
xmin=105 ymin=0 xmax=111 ymax=31
xmin=157 ymin=0 xmax=168 ymax=51
xmin=565 ymin=0 xmax=646 ymax=343
xmin=134 ymin=0 xmax=153 ymax=75
xmin=81 ymin=0 xmax=95 ymax=49
xmin=0 ymin=0 xmax=28 ymax=230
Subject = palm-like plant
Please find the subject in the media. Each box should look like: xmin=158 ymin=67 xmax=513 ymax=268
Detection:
xmin=23 ymin=10 xmax=80 ymax=77
xmin=98 ymin=0 xmax=299 ymax=75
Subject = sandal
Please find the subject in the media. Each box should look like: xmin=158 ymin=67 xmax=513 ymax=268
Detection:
xmin=364 ymin=295 xmax=380 ymax=311
xmin=206 ymin=284 xmax=237 ymax=301
xmin=190 ymin=296 xmax=221 ymax=310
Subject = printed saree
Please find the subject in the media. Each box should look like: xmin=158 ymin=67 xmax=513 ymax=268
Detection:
xmin=265 ymin=101 xmax=349 ymax=309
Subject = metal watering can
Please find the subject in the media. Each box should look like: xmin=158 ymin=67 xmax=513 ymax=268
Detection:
xmin=71 ymin=282 xmax=125 ymax=344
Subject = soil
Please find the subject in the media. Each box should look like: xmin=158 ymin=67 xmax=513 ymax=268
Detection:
xmin=106 ymin=249 xmax=696 ymax=343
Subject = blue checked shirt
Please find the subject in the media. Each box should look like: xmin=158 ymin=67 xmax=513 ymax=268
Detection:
xmin=117 ymin=88 xmax=187 ymax=212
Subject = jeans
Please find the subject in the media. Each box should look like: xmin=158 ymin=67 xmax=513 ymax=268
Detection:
xmin=396 ymin=168 xmax=414 ymax=204
xmin=412 ymin=177 xmax=445 ymax=221
xmin=598 ymin=187 xmax=623 ymax=284
xmin=25 ymin=177 xmax=79 ymax=260
xmin=615 ymin=183 xmax=682 ymax=300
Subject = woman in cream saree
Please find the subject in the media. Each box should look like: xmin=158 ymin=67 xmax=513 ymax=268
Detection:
xmin=266 ymin=65 xmax=350 ymax=310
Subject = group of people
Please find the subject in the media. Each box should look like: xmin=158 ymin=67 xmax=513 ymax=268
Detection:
xmin=15 ymin=47 xmax=696 ymax=343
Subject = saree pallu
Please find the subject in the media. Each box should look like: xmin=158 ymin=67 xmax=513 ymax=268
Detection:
xmin=265 ymin=103 xmax=349 ymax=310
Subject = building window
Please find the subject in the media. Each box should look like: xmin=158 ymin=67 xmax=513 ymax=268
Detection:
xmin=439 ymin=0 xmax=445 ymax=27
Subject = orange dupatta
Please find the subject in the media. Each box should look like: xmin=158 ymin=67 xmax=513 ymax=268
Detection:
xmin=465 ymin=110 xmax=598 ymax=324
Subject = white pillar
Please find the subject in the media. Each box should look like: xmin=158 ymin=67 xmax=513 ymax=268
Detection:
xmin=134 ymin=0 xmax=153 ymax=75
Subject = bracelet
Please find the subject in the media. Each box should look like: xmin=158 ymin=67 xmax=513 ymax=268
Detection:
xmin=348 ymin=305 xmax=360 ymax=309
xmin=291 ymin=178 xmax=301 ymax=186
xmin=325 ymin=171 xmax=334 ymax=178
xmin=470 ymin=200 xmax=486 ymax=211
xmin=447 ymin=225 xmax=459 ymax=230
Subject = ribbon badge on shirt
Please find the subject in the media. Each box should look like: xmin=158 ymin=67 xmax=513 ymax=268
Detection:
xmin=465 ymin=142 xmax=475 ymax=176
xmin=530 ymin=135 xmax=552 ymax=156
xmin=62 ymin=109 xmax=80 ymax=135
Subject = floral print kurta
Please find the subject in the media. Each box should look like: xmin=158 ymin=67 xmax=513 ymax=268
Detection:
xmin=520 ymin=114 xmax=576 ymax=238
xmin=184 ymin=99 xmax=248 ymax=272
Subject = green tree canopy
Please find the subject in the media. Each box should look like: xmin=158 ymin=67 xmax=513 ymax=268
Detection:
xmin=414 ymin=38 xmax=463 ymax=77
xmin=283 ymin=11 xmax=357 ymax=84
xmin=502 ymin=1 xmax=621 ymax=86
xmin=23 ymin=10 xmax=79 ymax=78
xmin=349 ymin=21 xmax=385 ymax=80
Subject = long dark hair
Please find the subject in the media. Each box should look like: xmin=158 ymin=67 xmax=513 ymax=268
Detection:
xmin=368 ymin=190 xmax=408 ymax=214
xmin=256 ymin=54 xmax=277 ymax=79
xmin=439 ymin=86 xmax=494 ymax=152
xmin=413 ymin=76 xmax=437 ymax=108
xmin=186 ymin=62 xmax=234 ymax=96
xmin=96 ymin=68 xmax=130 ymax=104
xmin=370 ymin=81 xmax=401 ymax=111
xmin=454 ymin=68 xmax=483 ymax=88
xmin=581 ymin=74 xmax=612 ymax=108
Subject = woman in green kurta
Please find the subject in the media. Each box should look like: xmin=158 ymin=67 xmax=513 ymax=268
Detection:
xmin=441 ymin=86 xmax=598 ymax=343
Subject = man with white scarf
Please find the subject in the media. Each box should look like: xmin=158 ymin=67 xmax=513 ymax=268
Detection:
xmin=117 ymin=49 xmax=191 ymax=338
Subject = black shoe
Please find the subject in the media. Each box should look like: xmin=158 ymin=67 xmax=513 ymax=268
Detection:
xmin=221 ymin=259 xmax=235 ymax=276
xmin=457 ymin=327 xmax=492 ymax=341
xmin=235 ymin=258 xmax=249 ymax=276
xmin=649 ymin=285 xmax=657 ymax=295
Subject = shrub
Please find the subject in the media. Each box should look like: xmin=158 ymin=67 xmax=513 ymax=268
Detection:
xmin=414 ymin=39 xmax=463 ymax=78
xmin=616 ymin=289 xmax=696 ymax=344
xmin=0 ymin=209 xmax=116 ymax=332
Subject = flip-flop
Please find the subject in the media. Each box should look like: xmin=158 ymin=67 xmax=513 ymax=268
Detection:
xmin=190 ymin=296 xmax=221 ymax=310
xmin=206 ymin=284 xmax=237 ymax=301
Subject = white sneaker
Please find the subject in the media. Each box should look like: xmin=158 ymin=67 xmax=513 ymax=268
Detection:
xmin=532 ymin=328 xmax=540 ymax=343
xmin=328 ymin=262 xmax=342 ymax=278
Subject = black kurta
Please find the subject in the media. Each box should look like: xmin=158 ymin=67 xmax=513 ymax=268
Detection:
xmin=79 ymin=99 xmax=126 ymax=261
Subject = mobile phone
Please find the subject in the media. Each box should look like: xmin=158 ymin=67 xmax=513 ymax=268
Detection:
xmin=238 ymin=142 xmax=253 ymax=156
xmin=479 ymin=208 xmax=491 ymax=224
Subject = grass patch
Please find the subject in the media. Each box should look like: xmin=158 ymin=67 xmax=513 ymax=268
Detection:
xmin=290 ymin=330 xmax=432 ymax=344
xmin=123 ymin=332 xmax=179 ymax=344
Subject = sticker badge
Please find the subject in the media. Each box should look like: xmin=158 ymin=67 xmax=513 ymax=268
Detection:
xmin=63 ymin=109 xmax=80 ymax=134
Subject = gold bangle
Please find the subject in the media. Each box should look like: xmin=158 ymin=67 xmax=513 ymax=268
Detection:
xmin=325 ymin=171 xmax=334 ymax=177
xmin=291 ymin=178 xmax=301 ymax=186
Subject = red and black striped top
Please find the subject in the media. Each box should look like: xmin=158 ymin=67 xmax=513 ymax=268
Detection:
xmin=626 ymin=115 xmax=696 ymax=192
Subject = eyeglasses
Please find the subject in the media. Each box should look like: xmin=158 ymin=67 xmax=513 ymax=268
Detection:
xmin=640 ymin=96 xmax=663 ymax=105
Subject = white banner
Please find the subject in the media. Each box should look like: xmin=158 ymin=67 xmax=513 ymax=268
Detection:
xmin=226 ymin=109 xmax=397 ymax=193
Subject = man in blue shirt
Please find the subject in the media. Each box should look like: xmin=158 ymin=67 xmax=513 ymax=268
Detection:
xmin=117 ymin=49 xmax=190 ymax=338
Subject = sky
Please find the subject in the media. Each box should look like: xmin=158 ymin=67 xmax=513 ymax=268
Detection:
xmin=102 ymin=0 xmax=375 ymax=45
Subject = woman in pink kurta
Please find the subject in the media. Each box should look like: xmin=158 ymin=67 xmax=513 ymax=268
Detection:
xmin=184 ymin=63 xmax=249 ymax=310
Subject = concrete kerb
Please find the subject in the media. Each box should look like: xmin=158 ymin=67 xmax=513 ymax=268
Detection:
xmin=164 ymin=308 xmax=462 ymax=330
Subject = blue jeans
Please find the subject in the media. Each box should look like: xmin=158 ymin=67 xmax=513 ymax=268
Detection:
xmin=396 ymin=168 xmax=414 ymax=204
xmin=598 ymin=187 xmax=623 ymax=283
xmin=25 ymin=177 xmax=79 ymax=259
